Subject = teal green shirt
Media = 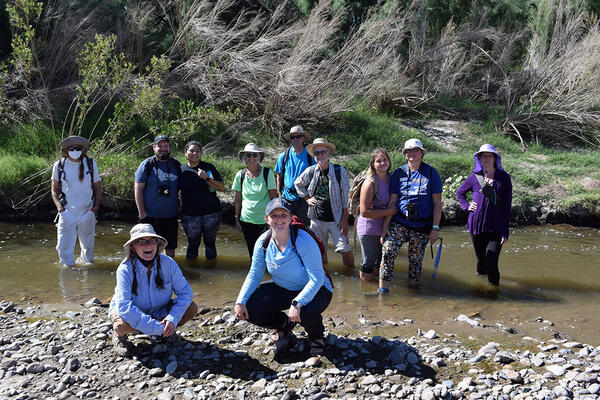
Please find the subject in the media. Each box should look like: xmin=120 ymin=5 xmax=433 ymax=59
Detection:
xmin=232 ymin=167 xmax=276 ymax=224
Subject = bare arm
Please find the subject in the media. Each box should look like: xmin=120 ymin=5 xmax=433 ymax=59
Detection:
xmin=234 ymin=190 xmax=243 ymax=232
xmin=360 ymin=180 xmax=397 ymax=219
xmin=429 ymin=193 xmax=442 ymax=243
xmin=91 ymin=181 xmax=102 ymax=213
xmin=275 ymin=172 xmax=282 ymax=197
xmin=207 ymin=178 xmax=225 ymax=192
xmin=51 ymin=180 xmax=64 ymax=213
xmin=380 ymin=193 xmax=398 ymax=244
xmin=268 ymin=189 xmax=278 ymax=200
xmin=134 ymin=182 xmax=147 ymax=220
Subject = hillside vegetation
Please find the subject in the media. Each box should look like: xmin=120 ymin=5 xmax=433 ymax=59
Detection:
xmin=0 ymin=0 xmax=599 ymax=221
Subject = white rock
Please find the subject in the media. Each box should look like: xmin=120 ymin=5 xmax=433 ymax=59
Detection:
xmin=478 ymin=342 xmax=500 ymax=356
xmin=456 ymin=314 xmax=480 ymax=327
xmin=251 ymin=378 xmax=267 ymax=390
xmin=545 ymin=365 xmax=566 ymax=377
xmin=423 ymin=330 xmax=438 ymax=339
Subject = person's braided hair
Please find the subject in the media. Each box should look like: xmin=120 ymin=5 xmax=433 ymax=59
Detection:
xmin=129 ymin=249 xmax=165 ymax=295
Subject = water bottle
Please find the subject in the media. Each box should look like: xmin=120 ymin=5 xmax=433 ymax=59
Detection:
xmin=206 ymin=170 xmax=216 ymax=192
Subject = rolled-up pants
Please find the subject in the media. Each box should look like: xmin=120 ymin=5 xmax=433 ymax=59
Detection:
xmin=56 ymin=209 xmax=96 ymax=266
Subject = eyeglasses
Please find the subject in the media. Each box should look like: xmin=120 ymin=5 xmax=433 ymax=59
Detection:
xmin=245 ymin=153 xmax=259 ymax=158
xmin=67 ymin=146 xmax=82 ymax=151
xmin=313 ymin=150 xmax=328 ymax=156
xmin=290 ymin=135 xmax=304 ymax=140
xmin=404 ymin=148 xmax=421 ymax=154
xmin=134 ymin=238 xmax=157 ymax=246
xmin=269 ymin=212 xmax=290 ymax=219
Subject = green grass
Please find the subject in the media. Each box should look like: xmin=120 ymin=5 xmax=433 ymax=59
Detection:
xmin=1 ymin=108 xmax=600 ymax=220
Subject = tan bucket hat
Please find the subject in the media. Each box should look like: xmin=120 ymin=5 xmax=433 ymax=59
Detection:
xmin=306 ymin=137 xmax=336 ymax=157
xmin=122 ymin=223 xmax=167 ymax=260
xmin=59 ymin=136 xmax=90 ymax=150
xmin=283 ymin=125 xmax=310 ymax=141
xmin=238 ymin=143 xmax=265 ymax=162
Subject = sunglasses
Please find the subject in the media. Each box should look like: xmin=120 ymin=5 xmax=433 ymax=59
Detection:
xmin=134 ymin=238 xmax=157 ymax=246
xmin=245 ymin=153 xmax=259 ymax=158
xmin=313 ymin=149 xmax=328 ymax=156
xmin=404 ymin=148 xmax=421 ymax=154
xmin=290 ymin=135 xmax=304 ymax=140
xmin=67 ymin=146 xmax=82 ymax=151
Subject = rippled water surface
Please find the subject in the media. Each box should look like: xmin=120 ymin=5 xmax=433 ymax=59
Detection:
xmin=1 ymin=222 xmax=599 ymax=343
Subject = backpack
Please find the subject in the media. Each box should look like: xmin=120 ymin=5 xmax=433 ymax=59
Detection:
xmin=279 ymin=147 xmax=313 ymax=195
xmin=144 ymin=156 xmax=182 ymax=180
xmin=347 ymin=170 xmax=380 ymax=217
xmin=240 ymin=167 xmax=270 ymax=191
xmin=57 ymin=156 xmax=97 ymax=202
xmin=262 ymin=215 xmax=334 ymax=288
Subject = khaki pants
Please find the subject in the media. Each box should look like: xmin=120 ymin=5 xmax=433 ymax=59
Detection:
xmin=111 ymin=301 xmax=198 ymax=337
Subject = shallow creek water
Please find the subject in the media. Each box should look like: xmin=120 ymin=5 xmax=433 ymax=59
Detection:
xmin=1 ymin=222 xmax=599 ymax=344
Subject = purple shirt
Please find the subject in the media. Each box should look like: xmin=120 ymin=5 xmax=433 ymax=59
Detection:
xmin=456 ymin=171 xmax=512 ymax=238
xmin=357 ymin=174 xmax=390 ymax=236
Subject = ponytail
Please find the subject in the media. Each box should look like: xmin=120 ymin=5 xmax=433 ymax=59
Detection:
xmin=130 ymin=252 xmax=138 ymax=296
xmin=155 ymin=254 xmax=165 ymax=290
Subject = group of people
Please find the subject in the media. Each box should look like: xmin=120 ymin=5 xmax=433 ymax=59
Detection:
xmin=50 ymin=128 xmax=512 ymax=359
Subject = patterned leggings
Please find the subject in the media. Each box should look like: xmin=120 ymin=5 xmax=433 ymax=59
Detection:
xmin=380 ymin=222 xmax=429 ymax=282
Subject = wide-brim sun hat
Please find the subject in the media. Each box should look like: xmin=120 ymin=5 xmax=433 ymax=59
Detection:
xmin=473 ymin=143 xmax=504 ymax=173
xmin=402 ymin=138 xmax=425 ymax=154
xmin=306 ymin=137 xmax=336 ymax=157
xmin=265 ymin=198 xmax=293 ymax=216
xmin=122 ymin=223 xmax=167 ymax=260
xmin=238 ymin=143 xmax=265 ymax=163
xmin=283 ymin=125 xmax=311 ymax=141
xmin=59 ymin=136 xmax=90 ymax=151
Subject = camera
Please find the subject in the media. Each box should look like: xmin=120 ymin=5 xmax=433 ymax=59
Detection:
xmin=159 ymin=186 xmax=171 ymax=197
xmin=406 ymin=202 xmax=419 ymax=221
xmin=59 ymin=192 xmax=67 ymax=206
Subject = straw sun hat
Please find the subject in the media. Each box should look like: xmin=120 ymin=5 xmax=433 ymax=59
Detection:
xmin=238 ymin=143 xmax=265 ymax=162
xmin=283 ymin=125 xmax=310 ymax=141
xmin=306 ymin=138 xmax=336 ymax=157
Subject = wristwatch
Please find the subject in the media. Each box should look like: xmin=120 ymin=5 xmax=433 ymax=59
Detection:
xmin=291 ymin=300 xmax=301 ymax=308
xmin=431 ymin=225 xmax=440 ymax=231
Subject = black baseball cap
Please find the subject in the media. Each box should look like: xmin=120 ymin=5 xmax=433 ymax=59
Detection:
xmin=153 ymin=135 xmax=170 ymax=144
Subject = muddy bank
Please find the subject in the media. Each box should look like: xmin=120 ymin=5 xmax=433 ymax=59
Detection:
xmin=2 ymin=196 xmax=598 ymax=228
xmin=1 ymin=299 xmax=599 ymax=400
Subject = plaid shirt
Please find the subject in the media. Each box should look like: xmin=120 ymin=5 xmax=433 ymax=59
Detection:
xmin=294 ymin=163 xmax=350 ymax=224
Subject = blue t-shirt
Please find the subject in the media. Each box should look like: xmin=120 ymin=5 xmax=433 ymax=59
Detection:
xmin=135 ymin=157 xmax=180 ymax=218
xmin=274 ymin=148 xmax=314 ymax=201
xmin=390 ymin=163 xmax=442 ymax=228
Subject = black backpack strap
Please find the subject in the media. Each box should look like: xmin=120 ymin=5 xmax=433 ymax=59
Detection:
xmin=262 ymin=230 xmax=273 ymax=255
xmin=279 ymin=148 xmax=290 ymax=192
xmin=333 ymin=164 xmax=341 ymax=185
xmin=171 ymin=157 xmax=182 ymax=178
xmin=58 ymin=158 xmax=66 ymax=184
xmin=240 ymin=168 xmax=246 ymax=191
xmin=263 ymin=166 xmax=270 ymax=185
xmin=86 ymin=157 xmax=96 ymax=201
xmin=307 ymin=152 xmax=313 ymax=166
xmin=144 ymin=157 xmax=156 ymax=180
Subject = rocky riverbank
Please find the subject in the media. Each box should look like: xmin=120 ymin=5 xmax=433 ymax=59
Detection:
xmin=1 ymin=300 xmax=599 ymax=400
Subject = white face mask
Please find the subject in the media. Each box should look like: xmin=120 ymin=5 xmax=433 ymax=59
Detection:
xmin=68 ymin=150 xmax=82 ymax=160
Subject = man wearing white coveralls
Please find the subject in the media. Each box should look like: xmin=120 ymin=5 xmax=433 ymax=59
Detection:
xmin=51 ymin=136 xmax=102 ymax=268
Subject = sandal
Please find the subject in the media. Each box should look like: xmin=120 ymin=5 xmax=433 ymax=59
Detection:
xmin=270 ymin=330 xmax=294 ymax=351
xmin=308 ymin=338 xmax=325 ymax=357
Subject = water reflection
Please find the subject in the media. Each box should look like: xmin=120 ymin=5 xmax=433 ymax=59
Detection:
xmin=0 ymin=222 xmax=599 ymax=342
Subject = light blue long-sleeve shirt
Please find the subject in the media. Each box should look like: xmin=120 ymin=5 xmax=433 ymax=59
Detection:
xmin=108 ymin=254 xmax=193 ymax=336
xmin=236 ymin=229 xmax=333 ymax=306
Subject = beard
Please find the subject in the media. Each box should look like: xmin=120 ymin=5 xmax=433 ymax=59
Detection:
xmin=156 ymin=151 xmax=170 ymax=161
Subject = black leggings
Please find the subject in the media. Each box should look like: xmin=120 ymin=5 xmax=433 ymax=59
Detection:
xmin=239 ymin=220 xmax=267 ymax=258
xmin=470 ymin=232 xmax=503 ymax=285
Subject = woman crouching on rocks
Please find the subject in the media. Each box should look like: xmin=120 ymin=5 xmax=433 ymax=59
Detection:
xmin=234 ymin=198 xmax=334 ymax=360
xmin=109 ymin=223 xmax=198 ymax=357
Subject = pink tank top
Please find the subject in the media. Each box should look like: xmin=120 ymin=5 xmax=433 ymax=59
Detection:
xmin=356 ymin=174 xmax=390 ymax=236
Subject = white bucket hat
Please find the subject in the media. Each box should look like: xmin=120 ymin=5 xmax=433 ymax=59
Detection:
xmin=238 ymin=143 xmax=265 ymax=162
xmin=122 ymin=223 xmax=167 ymax=260
xmin=59 ymin=136 xmax=90 ymax=151
xmin=283 ymin=125 xmax=310 ymax=141
xmin=402 ymin=138 xmax=426 ymax=154
xmin=306 ymin=137 xmax=336 ymax=157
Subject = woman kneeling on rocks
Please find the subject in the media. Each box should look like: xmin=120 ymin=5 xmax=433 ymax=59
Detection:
xmin=234 ymin=198 xmax=333 ymax=359
xmin=109 ymin=223 xmax=197 ymax=357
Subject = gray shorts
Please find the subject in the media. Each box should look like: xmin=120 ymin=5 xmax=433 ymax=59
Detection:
xmin=309 ymin=219 xmax=352 ymax=253
xmin=358 ymin=234 xmax=382 ymax=273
